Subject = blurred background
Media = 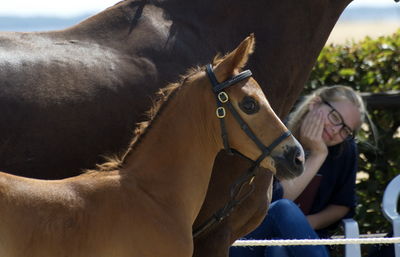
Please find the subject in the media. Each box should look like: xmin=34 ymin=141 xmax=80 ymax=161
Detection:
xmin=327 ymin=0 xmax=400 ymax=44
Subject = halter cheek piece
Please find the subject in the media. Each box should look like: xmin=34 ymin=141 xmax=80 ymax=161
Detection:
xmin=192 ymin=64 xmax=292 ymax=238
xmin=205 ymin=64 xmax=291 ymax=166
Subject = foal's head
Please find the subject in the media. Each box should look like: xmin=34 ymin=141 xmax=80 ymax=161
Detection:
xmin=206 ymin=34 xmax=304 ymax=179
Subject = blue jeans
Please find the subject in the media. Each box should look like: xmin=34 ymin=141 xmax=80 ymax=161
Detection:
xmin=229 ymin=199 xmax=330 ymax=257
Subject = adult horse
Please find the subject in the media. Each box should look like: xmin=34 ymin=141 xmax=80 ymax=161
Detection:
xmin=0 ymin=35 xmax=303 ymax=257
xmin=0 ymin=0 xmax=371 ymax=256
xmin=1 ymin=0 xmax=355 ymax=177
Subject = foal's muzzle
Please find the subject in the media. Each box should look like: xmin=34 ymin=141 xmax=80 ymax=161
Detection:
xmin=273 ymin=139 xmax=305 ymax=180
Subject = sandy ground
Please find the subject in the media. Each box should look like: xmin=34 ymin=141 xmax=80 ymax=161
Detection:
xmin=326 ymin=21 xmax=400 ymax=45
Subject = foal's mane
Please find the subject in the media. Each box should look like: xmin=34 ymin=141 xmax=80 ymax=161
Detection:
xmin=87 ymin=66 xmax=203 ymax=172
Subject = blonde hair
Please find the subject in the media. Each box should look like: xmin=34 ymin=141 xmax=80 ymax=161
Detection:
xmin=287 ymin=85 xmax=366 ymax=137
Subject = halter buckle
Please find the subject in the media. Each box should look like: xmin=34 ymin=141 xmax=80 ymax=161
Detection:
xmin=216 ymin=107 xmax=226 ymax=118
xmin=249 ymin=176 xmax=255 ymax=185
xmin=217 ymin=92 xmax=229 ymax=103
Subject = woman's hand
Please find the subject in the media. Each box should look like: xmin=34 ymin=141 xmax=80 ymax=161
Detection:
xmin=280 ymin=101 xmax=330 ymax=200
xmin=299 ymin=108 xmax=328 ymax=156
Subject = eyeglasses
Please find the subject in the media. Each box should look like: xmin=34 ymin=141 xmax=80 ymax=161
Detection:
xmin=322 ymin=100 xmax=354 ymax=140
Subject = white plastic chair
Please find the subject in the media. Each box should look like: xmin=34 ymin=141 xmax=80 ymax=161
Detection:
xmin=382 ymin=174 xmax=400 ymax=257
xmin=342 ymin=174 xmax=400 ymax=257
xmin=342 ymin=218 xmax=361 ymax=257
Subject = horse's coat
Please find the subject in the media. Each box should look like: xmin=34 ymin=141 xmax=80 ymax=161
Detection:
xmin=0 ymin=35 xmax=303 ymax=257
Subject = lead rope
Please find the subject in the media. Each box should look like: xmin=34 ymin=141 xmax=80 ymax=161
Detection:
xmin=193 ymin=155 xmax=259 ymax=239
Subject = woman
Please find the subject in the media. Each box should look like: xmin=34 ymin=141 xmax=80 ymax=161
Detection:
xmin=230 ymin=85 xmax=366 ymax=257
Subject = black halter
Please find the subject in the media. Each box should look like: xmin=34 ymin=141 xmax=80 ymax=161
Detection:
xmin=192 ymin=64 xmax=292 ymax=238
xmin=205 ymin=64 xmax=291 ymax=166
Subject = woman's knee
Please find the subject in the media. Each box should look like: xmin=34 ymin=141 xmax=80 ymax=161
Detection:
xmin=269 ymin=199 xmax=300 ymax=213
xmin=268 ymin=199 xmax=303 ymax=221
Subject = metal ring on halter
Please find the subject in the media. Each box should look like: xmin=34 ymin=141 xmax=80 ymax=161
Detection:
xmin=216 ymin=107 xmax=226 ymax=118
xmin=249 ymin=176 xmax=255 ymax=184
xmin=218 ymin=92 xmax=229 ymax=103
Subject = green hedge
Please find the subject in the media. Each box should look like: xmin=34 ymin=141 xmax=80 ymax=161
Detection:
xmin=306 ymin=29 xmax=400 ymax=236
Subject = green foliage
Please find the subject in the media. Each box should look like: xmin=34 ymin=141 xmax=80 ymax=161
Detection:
xmin=306 ymin=30 xmax=400 ymax=237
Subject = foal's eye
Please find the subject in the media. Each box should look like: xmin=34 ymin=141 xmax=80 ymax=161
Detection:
xmin=239 ymin=96 xmax=260 ymax=114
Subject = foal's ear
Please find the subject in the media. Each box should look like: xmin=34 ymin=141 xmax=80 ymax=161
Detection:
xmin=212 ymin=34 xmax=255 ymax=82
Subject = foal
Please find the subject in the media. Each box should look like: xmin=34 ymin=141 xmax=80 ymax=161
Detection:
xmin=0 ymin=35 xmax=303 ymax=257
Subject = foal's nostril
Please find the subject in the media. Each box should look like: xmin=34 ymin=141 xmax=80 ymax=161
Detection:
xmin=274 ymin=145 xmax=305 ymax=180
xmin=295 ymin=156 xmax=303 ymax=166
xmin=294 ymin=147 xmax=305 ymax=166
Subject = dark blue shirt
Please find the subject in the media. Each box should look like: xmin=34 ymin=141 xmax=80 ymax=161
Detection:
xmin=273 ymin=139 xmax=358 ymax=218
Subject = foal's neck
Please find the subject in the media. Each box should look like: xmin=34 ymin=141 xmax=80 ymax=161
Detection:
xmin=121 ymin=78 xmax=221 ymax=222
